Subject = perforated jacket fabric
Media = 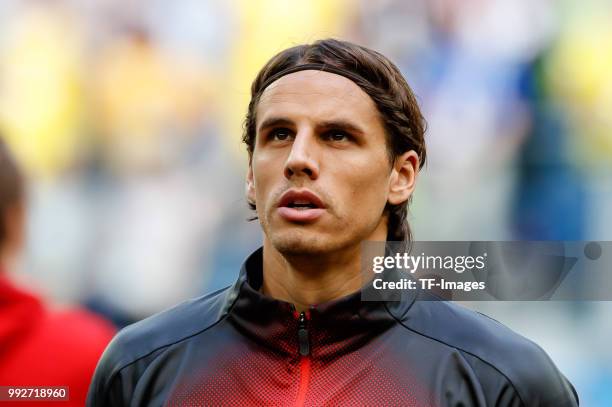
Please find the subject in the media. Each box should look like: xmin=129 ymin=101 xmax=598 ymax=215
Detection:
xmin=87 ymin=247 xmax=579 ymax=406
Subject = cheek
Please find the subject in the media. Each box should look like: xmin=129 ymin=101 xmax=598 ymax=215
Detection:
xmin=252 ymin=155 xmax=282 ymax=205
xmin=338 ymin=160 xmax=390 ymax=216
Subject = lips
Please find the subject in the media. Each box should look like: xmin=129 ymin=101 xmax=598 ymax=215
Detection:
xmin=277 ymin=189 xmax=326 ymax=222
xmin=278 ymin=190 xmax=325 ymax=209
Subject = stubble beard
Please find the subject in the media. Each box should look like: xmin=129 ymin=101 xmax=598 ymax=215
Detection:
xmin=260 ymin=204 xmax=380 ymax=259
xmin=260 ymin=203 xmax=348 ymax=257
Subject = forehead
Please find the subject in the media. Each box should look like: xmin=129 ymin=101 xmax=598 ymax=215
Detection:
xmin=256 ymin=70 xmax=381 ymax=127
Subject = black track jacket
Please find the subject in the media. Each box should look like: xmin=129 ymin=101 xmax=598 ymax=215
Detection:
xmin=87 ymin=247 xmax=579 ymax=406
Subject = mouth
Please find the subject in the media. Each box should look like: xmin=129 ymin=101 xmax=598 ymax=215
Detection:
xmin=277 ymin=189 xmax=326 ymax=222
xmin=286 ymin=201 xmax=318 ymax=210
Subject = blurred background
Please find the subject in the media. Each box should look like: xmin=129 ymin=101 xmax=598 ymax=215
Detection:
xmin=0 ymin=0 xmax=610 ymax=404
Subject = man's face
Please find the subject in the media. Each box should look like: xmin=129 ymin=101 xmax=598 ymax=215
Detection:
xmin=247 ymin=70 xmax=408 ymax=256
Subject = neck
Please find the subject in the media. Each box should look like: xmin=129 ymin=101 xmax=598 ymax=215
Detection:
xmin=261 ymin=239 xmax=371 ymax=313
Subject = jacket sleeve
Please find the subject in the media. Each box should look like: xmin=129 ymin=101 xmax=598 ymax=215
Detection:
xmin=86 ymin=335 xmax=133 ymax=407
xmin=459 ymin=335 xmax=579 ymax=406
xmin=510 ymin=343 xmax=579 ymax=407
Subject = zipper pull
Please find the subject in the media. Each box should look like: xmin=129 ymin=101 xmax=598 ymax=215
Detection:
xmin=297 ymin=311 xmax=310 ymax=356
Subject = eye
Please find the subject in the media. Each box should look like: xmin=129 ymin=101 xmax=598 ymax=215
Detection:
xmin=269 ymin=128 xmax=293 ymax=141
xmin=324 ymin=130 xmax=351 ymax=142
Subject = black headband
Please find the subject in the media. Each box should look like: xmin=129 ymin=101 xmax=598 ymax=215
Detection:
xmin=258 ymin=63 xmax=367 ymax=93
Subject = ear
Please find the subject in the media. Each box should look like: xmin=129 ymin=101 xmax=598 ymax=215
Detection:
xmin=388 ymin=150 xmax=419 ymax=206
xmin=246 ymin=163 xmax=256 ymax=206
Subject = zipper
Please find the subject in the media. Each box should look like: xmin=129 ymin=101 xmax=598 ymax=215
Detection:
xmin=297 ymin=311 xmax=310 ymax=356
xmin=295 ymin=310 xmax=311 ymax=407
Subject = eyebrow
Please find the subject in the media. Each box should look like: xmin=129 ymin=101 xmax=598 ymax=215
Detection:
xmin=258 ymin=117 xmax=294 ymax=134
xmin=258 ymin=116 xmax=366 ymax=136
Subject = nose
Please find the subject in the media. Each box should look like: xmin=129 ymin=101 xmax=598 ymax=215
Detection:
xmin=284 ymin=130 xmax=320 ymax=181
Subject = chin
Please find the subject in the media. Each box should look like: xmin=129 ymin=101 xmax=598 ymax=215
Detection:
xmin=261 ymin=211 xmax=378 ymax=257
xmin=270 ymin=230 xmax=333 ymax=256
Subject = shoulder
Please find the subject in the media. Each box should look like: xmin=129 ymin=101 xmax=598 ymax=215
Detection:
xmin=392 ymin=295 xmax=579 ymax=406
xmin=89 ymin=285 xmax=235 ymax=395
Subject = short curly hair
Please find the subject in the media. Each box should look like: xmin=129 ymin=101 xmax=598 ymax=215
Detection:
xmin=243 ymin=38 xmax=426 ymax=243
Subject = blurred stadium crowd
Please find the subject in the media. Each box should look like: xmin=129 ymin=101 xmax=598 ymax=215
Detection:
xmin=0 ymin=0 xmax=611 ymax=404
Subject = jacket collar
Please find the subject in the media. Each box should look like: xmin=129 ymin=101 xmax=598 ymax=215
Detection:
xmin=226 ymin=247 xmax=417 ymax=360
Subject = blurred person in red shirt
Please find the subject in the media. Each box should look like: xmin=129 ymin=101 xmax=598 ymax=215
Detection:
xmin=0 ymin=137 xmax=115 ymax=406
